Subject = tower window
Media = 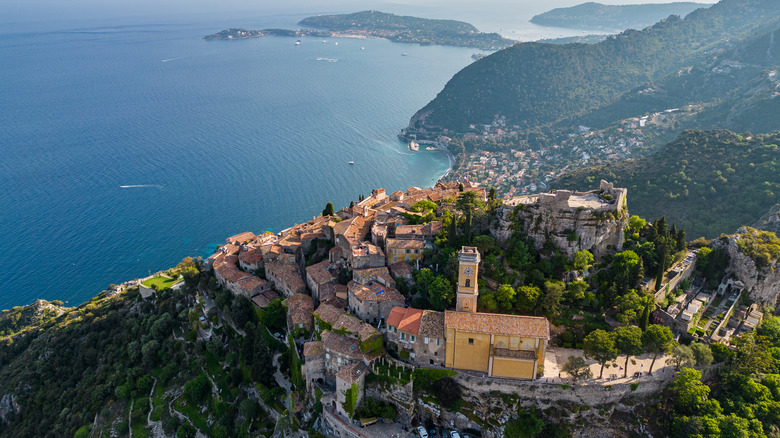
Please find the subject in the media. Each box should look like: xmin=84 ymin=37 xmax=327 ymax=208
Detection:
xmin=465 ymin=279 xmax=470 ymax=288
xmin=468 ymin=338 xmax=474 ymax=345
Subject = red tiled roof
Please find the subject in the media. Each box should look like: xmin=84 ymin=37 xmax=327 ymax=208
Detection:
xmin=348 ymin=281 xmax=405 ymax=303
xmin=336 ymin=361 xmax=368 ymax=384
xmin=444 ymin=311 xmax=550 ymax=340
xmin=314 ymin=303 xmax=347 ymax=325
xmin=387 ymin=307 xmax=424 ymax=336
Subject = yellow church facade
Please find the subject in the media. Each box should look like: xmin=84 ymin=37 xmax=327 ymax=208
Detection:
xmin=444 ymin=246 xmax=550 ymax=380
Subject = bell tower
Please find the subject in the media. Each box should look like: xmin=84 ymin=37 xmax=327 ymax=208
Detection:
xmin=456 ymin=246 xmax=480 ymax=313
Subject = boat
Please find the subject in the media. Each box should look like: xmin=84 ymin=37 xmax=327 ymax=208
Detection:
xmin=294 ymin=40 xmax=301 ymax=45
xmin=425 ymin=146 xmax=437 ymax=151
xmin=409 ymin=141 xmax=419 ymax=152
xmin=334 ymin=42 xmax=339 ymax=46
xmin=348 ymin=161 xmax=355 ymax=165
xmin=361 ymin=47 xmax=365 ymax=50
xmin=401 ymin=53 xmax=408 ymax=56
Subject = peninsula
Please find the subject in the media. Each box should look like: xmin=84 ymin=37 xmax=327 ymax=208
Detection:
xmin=530 ymin=2 xmax=708 ymax=31
xmin=204 ymin=10 xmax=517 ymax=50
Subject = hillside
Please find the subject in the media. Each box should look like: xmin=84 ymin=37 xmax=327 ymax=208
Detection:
xmin=530 ymin=2 xmax=707 ymax=31
xmin=0 ymin=264 xmax=287 ymax=438
xmin=576 ymin=26 xmax=780 ymax=131
xmin=553 ymin=130 xmax=780 ymax=238
xmin=407 ymin=0 xmax=780 ymax=133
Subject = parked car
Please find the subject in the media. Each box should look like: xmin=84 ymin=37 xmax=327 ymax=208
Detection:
xmin=417 ymin=426 xmax=429 ymax=438
xmin=450 ymin=432 xmax=462 ymax=438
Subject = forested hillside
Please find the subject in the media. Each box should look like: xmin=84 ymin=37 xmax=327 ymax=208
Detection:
xmin=409 ymin=0 xmax=780 ymax=132
xmin=554 ymin=130 xmax=780 ymax=238
xmin=531 ymin=2 xmax=706 ymax=31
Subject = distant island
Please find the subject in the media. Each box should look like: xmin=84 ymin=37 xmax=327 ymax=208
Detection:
xmin=530 ymin=2 xmax=708 ymax=31
xmin=204 ymin=10 xmax=517 ymax=50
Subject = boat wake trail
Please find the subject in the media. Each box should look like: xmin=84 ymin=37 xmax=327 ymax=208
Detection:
xmin=161 ymin=57 xmax=186 ymax=63
xmin=120 ymin=184 xmax=163 ymax=189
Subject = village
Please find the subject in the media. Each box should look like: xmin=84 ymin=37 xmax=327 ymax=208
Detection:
xmin=405 ymin=107 xmax=695 ymax=199
xmin=137 ymin=179 xmax=774 ymax=438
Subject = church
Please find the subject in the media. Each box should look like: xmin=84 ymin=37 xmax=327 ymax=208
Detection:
xmin=386 ymin=246 xmax=550 ymax=380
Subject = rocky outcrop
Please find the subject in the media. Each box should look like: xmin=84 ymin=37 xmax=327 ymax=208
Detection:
xmin=754 ymin=204 xmax=780 ymax=235
xmin=719 ymin=233 xmax=780 ymax=309
xmin=0 ymin=394 xmax=20 ymax=423
xmin=492 ymin=181 xmax=628 ymax=258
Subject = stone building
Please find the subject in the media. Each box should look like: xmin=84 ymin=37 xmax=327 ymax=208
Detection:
xmin=336 ymin=362 xmax=369 ymax=417
xmin=385 ymin=238 xmax=425 ymax=265
xmin=347 ymin=280 xmax=405 ymax=324
xmin=386 ymin=307 xmax=445 ymax=366
xmin=265 ymin=260 xmax=306 ymax=297
xmin=349 ymin=242 xmax=386 ymax=269
xmin=285 ymin=293 xmax=315 ymax=336
xmin=305 ymin=260 xmax=337 ymax=304
xmin=444 ymin=246 xmax=550 ymax=380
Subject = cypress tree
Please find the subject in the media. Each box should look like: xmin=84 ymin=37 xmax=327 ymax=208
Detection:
xmin=676 ymin=228 xmax=687 ymax=251
xmin=322 ymin=202 xmax=335 ymax=216
xmin=640 ymin=296 xmax=653 ymax=331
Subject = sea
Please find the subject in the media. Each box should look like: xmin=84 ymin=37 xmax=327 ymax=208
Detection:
xmin=0 ymin=0 xmax=714 ymax=309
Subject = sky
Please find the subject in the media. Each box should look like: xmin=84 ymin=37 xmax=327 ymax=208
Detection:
xmin=1 ymin=0 xmax=718 ymax=30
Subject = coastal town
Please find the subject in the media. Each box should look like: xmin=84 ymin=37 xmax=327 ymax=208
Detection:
xmin=401 ymin=106 xmax=693 ymax=200
xmin=131 ymin=179 xmax=776 ymax=438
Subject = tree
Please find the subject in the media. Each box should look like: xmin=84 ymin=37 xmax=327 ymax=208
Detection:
xmin=506 ymin=236 xmax=535 ymax=271
xmin=504 ymin=406 xmax=545 ymax=438
xmin=495 ymin=284 xmax=516 ymax=312
xmin=615 ymin=291 xmax=645 ymax=325
xmin=671 ymin=344 xmax=695 ymax=370
xmin=264 ymin=299 xmax=287 ymax=332
xmin=184 ymin=372 xmax=211 ymax=404
xmin=322 ymin=202 xmax=334 ymax=216
xmin=613 ymin=326 xmax=643 ymax=378
xmin=428 ymin=276 xmax=454 ymax=311
xmin=583 ymin=329 xmax=618 ymax=379
xmin=642 ymin=324 xmax=675 ymax=374
xmin=669 ymin=368 xmax=711 ymax=415
xmin=566 ymin=280 xmax=588 ymax=303
xmin=638 ymin=295 xmax=653 ymax=331
xmin=561 ymin=356 xmax=592 ymax=381
xmin=540 ymin=280 xmax=565 ymax=317
xmin=455 ymin=190 xmax=483 ymax=243
xmin=515 ymin=285 xmax=540 ymax=313
xmin=573 ymin=250 xmax=594 ymax=272
xmin=628 ymin=215 xmax=647 ymax=233
xmin=690 ymin=342 xmax=714 ymax=367
xmin=611 ymin=250 xmax=643 ymax=296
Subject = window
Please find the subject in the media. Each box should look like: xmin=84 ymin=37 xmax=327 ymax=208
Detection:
xmin=326 ymin=353 xmax=330 ymax=359
xmin=337 ymin=357 xmax=341 ymax=364
xmin=465 ymin=279 xmax=470 ymax=288
xmin=405 ymin=249 xmax=410 ymax=254
xmin=410 ymin=335 xmax=416 ymax=342
xmin=414 ymin=249 xmax=419 ymax=254
xmin=400 ymin=333 xmax=405 ymax=340
xmin=436 ymin=339 xmax=441 ymax=346
xmin=424 ymin=337 xmax=429 ymax=344
xmin=468 ymin=338 xmax=474 ymax=345
xmin=299 ymin=323 xmax=303 ymax=328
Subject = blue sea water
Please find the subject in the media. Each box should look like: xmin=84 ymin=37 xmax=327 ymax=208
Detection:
xmin=0 ymin=17 xmax=479 ymax=308
xmin=1 ymin=0 xmax=713 ymax=309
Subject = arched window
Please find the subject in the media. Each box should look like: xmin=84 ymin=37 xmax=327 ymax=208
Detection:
xmin=465 ymin=279 xmax=470 ymax=288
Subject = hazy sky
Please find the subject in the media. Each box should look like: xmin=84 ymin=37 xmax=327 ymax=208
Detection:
xmin=2 ymin=0 xmax=718 ymax=31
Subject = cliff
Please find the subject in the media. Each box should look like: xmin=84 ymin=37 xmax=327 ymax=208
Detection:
xmin=492 ymin=180 xmax=628 ymax=258
xmin=717 ymin=228 xmax=780 ymax=308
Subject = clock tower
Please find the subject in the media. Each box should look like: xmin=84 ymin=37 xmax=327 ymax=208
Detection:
xmin=456 ymin=246 xmax=481 ymax=313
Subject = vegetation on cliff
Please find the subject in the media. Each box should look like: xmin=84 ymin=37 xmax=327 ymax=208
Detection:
xmin=530 ymin=2 xmax=707 ymax=32
xmin=410 ymin=0 xmax=780 ymax=131
xmin=554 ymin=130 xmax=780 ymax=239
xmin=0 ymin=259 xmax=288 ymax=438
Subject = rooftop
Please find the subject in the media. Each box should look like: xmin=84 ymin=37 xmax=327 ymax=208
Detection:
xmin=348 ymin=280 xmax=405 ymax=303
xmin=387 ymin=307 xmax=424 ymax=335
xmin=336 ymin=361 xmax=369 ymax=384
xmin=444 ymin=311 xmax=550 ymax=339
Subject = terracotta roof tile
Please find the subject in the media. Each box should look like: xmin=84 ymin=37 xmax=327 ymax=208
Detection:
xmin=444 ymin=311 xmax=550 ymax=339
xmin=314 ymin=303 xmax=347 ymax=325
xmin=303 ymin=341 xmax=323 ymax=357
xmin=336 ymin=361 xmax=368 ymax=384
xmin=419 ymin=310 xmax=445 ymax=339
xmin=306 ymin=260 xmax=336 ymax=285
xmin=227 ymin=232 xmax=256 ymax=244
xmin=386 ymin=307 xmax=424 ymax=336
xmin=348 ymin=281 xmax=404 ymax=303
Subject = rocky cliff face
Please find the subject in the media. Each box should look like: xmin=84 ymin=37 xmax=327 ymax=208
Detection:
xmin=492 ymin=202 xmax=627 ymax=259
xmin=0 ymin=394 xmax=20 ymax=424
xmin=754 ymin=204 xmax=780 ymax=235
xmin=719 ymin=234 xmax=780 ymax=308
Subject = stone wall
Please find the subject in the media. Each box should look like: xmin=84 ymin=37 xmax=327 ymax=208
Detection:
xmin=717 ymin=234 xmax=780 ymax=309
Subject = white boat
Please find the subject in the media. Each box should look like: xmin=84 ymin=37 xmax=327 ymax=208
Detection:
xmin=294 ymin=40 xmax=301 ymax=45
xmin=334 ymin=42 xmax=339 ymax=46
xmin=348 ymin=161 xmax=355 ymax=165
xmin=361 ymin=47 xmax=365 ymax=50
xmin=409 ymin=141 xmax=419 ymax=152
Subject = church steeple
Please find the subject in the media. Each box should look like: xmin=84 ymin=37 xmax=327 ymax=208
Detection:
xmin=456 ymin=246 xmax=480 ymax=313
